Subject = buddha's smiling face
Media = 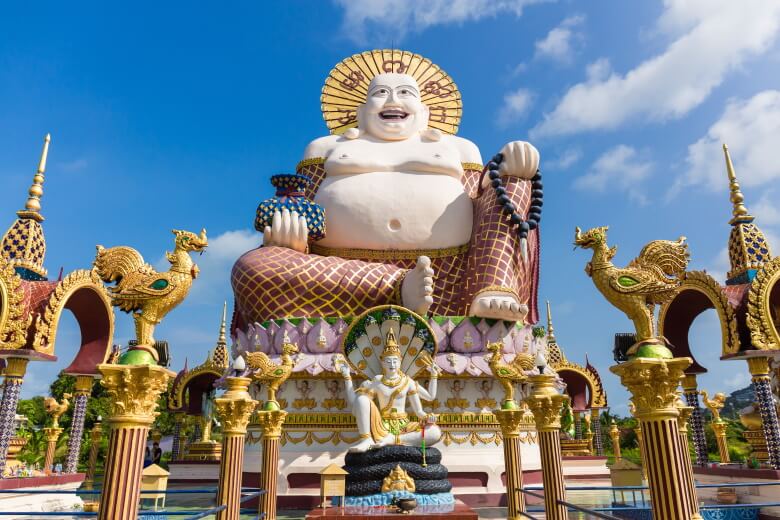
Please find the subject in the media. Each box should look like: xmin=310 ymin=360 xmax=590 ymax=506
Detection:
xmin=358 ymin=73 xmax=429 ymax=140
xmin=382 ymin=354 xmax=401 ymax=374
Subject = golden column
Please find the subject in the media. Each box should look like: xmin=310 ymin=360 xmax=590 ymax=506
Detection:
xmin=746 ymin=357 xmax=780 ymax=468
xmin=214 ymin=376 xmax=257 ymax=520
xmin=43 ymin=426 xmax=63 ymax=472
xmin=712 ymin=421 xmax=730 ymax=463
xmin=84 ymin=418 xmax=102 ymax=490
xmin=256 ymin=410 xmax=287 ymax=520
xmin=629 ymin=402 xmax=648 ymax=480
xmin=495 ymin=409 xmax=527 ymax=519
xmin=525 ymin=373 xmax=569 ymax=520
xmin=609 ymin=420 xmax=621 ymax=462
xmin=611 ymin=358 xmax=698 ymax=520
xmin=97 ymin=364 xmax=173 ymax=520
xmin=676 ymin=399 xmax=703 ymax=520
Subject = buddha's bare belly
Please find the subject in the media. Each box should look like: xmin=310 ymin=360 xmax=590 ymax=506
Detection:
xmin=314 ymin=172 xmax=473 ymax=251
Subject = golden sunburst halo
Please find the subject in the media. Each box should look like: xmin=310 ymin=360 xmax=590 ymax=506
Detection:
xmin=321 ymin=49 xmax=463 ymax=135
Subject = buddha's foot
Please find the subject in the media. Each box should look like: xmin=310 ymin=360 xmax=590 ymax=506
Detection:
xmin=402 ymin=256 xmax=434 ymax=316
xmin=348 ymin=437 xmax=375 ymax=453
xmin=469 ymin=291 xmax=528 ymax=322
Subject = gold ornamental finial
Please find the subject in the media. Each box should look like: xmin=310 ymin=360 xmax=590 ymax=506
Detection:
xmin=218 ymin=300 xmax=227 ymax=346
xmin=546 ymin=300 xmax=555 ymax=342
xmin=18 ymin=133 xmax=51 ymax=222
xmin=211 ymin=301 xmax=229 ymax=369
xmin=380 ymin=328 xmax=402 ymax=359
xmin=723 ymin=143 xmax=753 ymax=224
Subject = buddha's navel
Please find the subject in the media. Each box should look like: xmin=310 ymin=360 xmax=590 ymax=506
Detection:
xmin=388 ymin=219 xmax=402 ymax=232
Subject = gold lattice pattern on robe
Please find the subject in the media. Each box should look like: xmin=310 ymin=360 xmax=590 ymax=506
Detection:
xmin=321 ymin=49 xmax=462 ymax=135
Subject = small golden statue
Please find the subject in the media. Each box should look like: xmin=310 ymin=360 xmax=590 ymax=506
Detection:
xmin=44 ymin=393 xmax=71 ymax=428
xmin=486 ymin=341 xmax=535 ymax=409
xmin=574 ymin=226 xmax=689 ymax=358
xmin=381 ymin=465 xmax=415 ymax=493
xmin=246 ymin=331 xmax=299 ymax=411
xmin=701 ymin=390 xmax=727 ymax=422
xmin=93 ymin=229 xmax=208 ymax=364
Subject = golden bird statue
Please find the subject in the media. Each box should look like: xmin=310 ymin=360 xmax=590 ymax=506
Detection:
xmin=246 ymin=331 xmax=299 ymax=411
xmin=93 ymin=229 xmax=208 ymax=364
xmin=574 ymin=225 xmax=689 ymax=358
xmin=701 ymin=390 xmax=727 ymax=422
xmin=44 ymin=393 xmax=71 ymax=428
xmin=485 ymin=341 xmax=535 ymax=410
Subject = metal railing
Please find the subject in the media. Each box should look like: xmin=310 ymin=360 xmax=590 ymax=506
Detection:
xmin=0 ymin=487 xmax=266 ymax=519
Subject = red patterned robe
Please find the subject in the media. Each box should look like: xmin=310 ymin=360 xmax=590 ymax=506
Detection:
xmin=231 ymin=159 xmax=539 ymax=328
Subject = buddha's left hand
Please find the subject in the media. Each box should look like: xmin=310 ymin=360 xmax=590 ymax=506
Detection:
xmin=499 ymin=141 xmax=540 ymax=180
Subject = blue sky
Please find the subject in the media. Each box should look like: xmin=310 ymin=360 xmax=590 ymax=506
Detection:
xmin=3 ymin=1 xmax=780 ymax=411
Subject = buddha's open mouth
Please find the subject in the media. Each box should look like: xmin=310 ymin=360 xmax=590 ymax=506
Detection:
xmin=379 ymin=109 xmax=409 ymax=121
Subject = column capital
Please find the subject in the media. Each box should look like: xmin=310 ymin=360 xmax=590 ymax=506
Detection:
xmin=256 ymin=410 xmax=287 ymax=439
xmin=98 ymin=364 xmax=174 ymax=427
xmin=215 ymin=377 xmax=257 ymax=435
xmin=611 ymin=357 xmax=691 ymax=418
xmin=494 ymin=409 xmax=528 ymax=437
xmin=74 ymin=375 xmax=95 ymax=395
xmin=3 ymin=358 xmax=28 ymax=379
xmin=747 ymin=357 xmax=771 ymax=377
xmin=525 ymin=374 xmax=570 ymax=431
xmin=676 ymin=403 xmax=693 ymax=432
xmin=681 ymin=373 xmax=699 ymax=391
xmin=711 ymin=420 xmax=728 ymax=435
xmin=90 ymin=422 xmax=102 ymax=440
xmin=43 ymin=426 xmax=63 ymax=442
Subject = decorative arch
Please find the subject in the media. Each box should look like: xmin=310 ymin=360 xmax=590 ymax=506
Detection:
xmin=747 ymin=256 xmax=780 ymax=351
xmin=552 ymin=362 xmax=607 ymax=410
xmin=29 ymin=269 xmax=114 ymax=374
xmin=659 ymin=271 xmax=740 ymax=366
xmin=0 ymin=262 xmax=29 ymax=349
xmin=169 ymin=362 xmax=224 ymax=414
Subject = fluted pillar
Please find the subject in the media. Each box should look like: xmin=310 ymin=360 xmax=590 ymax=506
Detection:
xmin=214 ymin=377 xmax=257 ymax=520
xmin=525 ymin=374 xmax=568 ymax=520
xmin=0 ymin=358 xmax=28 ymax=476
xmin=591 ymin=408 xmax=604 ymax=456
xmin=747 ymin=357 xmax=780 ymax=469
xmin=256 ymin=410 xmax=287 ymax=520
xmin=43 ymin=427 xmax=63 ymax=472
xmin=97 ymin=364 xmax=173 ymax=520
xmin=611 ymin=357 xmax=697 ymax=520
xmin=495 ymin=409 xmax=526 ymax=520
xmin=171 ymin=412 xmax=184 ymax=461
xmin=677 ymin=401 xmax=703 ymax=519
xmin=609 ymin=421 xmax=621 ymax=462
xmin=64 ymin=375 xmax=93 ymax=473
xmin=84 ymin=420 xmax=102 ymax=490
xmin=682 ymin=374 xmax=708 ymax=466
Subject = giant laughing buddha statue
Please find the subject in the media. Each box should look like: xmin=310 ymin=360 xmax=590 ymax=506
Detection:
xmin=232 ymin=50 xmax=543 ymax=327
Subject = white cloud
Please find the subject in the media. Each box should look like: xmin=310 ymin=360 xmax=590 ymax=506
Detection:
xmin=534 ymin=15 xmax=585 ymax=64
xmin=498 ymin=88 xmax=535 ymax=127
xmin=725 ymin=371 xmax=750 ymax=390
xmin=754 ymin=190 xmax=780 ymax=226
xmin=531 ymin=0 xmax=780 ymax=138
xmin=58 ymin=158 xmax=89 ymax=173
xmin=333 ymin=0 xmax=549 ymax=43
xmin=704 ymin=247 xmax=730 ymax=283
xmin=545 ymin=148 xmax=582 ymax=171
xmin=574 ymin=145 xmax=652 ymax=204
xmin=672 ymin=90 xmax=780 ymax=195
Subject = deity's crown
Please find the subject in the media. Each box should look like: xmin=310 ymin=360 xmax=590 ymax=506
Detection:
xmin=380 ymin=328 xmax=402 ymax=359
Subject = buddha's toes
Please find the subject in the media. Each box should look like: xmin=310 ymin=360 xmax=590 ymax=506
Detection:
xmin=401 ymin=256 xmax=434 ymax=316
xmin=469 ymin=292 xmax=528 ymax=322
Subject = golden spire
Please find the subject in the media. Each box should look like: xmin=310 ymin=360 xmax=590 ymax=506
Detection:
xmin=211 ymin=301 xmax=229 ymax=369
xmin=546 ymin=300 xmax=555 ymax=342
xmin=380 ymin=328 xmax=402 ymax=359
xmin=723 ymin=144 xmax=753 ymax=225
xmin=18 ymin=133 xmax=50 ymax=222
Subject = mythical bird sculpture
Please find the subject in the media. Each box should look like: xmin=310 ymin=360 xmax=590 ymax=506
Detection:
xmin=486 ymin=341 xmax=535 ymax=409
xmin=701 ymin=390 xmax=727 ymax=422
xmin=246 ymin=331 xmax=299 ymax=410
xmin=574 ymin=226 xmax=689 ymax=358
xmin=44 ymin=393 xmax=71 ymax=428
xmin=93 ymin=229 xmax=208 ymax=362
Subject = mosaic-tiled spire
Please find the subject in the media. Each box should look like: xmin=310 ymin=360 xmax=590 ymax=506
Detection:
xmin=212 ymin=301 xmax=229 ymax=369
xmin=723 ymin=144 xmax=772 ymax=285
xmin=0 ymin=134 xmax=51 ymax=280
xmin=545 ymin=301 xmax=565 ymax=365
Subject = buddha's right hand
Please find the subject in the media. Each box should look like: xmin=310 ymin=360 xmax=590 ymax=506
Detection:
xmin=263 ymin=209 xmax=308 ymax=252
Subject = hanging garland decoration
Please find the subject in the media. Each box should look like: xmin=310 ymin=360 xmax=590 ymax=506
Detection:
xmin=480 ymin=153 xmax=543 ymax=262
